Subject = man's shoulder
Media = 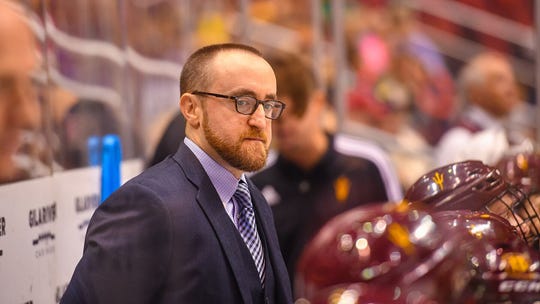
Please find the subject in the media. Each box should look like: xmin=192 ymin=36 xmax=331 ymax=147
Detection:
xmin=127 ymin=157 xmax=191 ymax=191
xmin=333 ymin=133 xmax=403 ymax=201
xmin=333 ymin=134 xmax=393 ymax=170
xmin=334 ymin=134 xmax=391 ymax=164
xmin=334 ymin=150 xmax=378 ymax=172
xmin=250 ymin=162 xmax=280 ymax=186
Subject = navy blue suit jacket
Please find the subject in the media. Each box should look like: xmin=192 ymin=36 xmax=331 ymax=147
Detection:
xmin=61 ymin=143 xmax=292 ymax=303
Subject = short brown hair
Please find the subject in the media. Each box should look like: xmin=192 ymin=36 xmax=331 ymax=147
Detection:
xmin=179 ymin=43 xmax=263 ymax=95
xmin=267 ymin=51 xmax=316 ymax=117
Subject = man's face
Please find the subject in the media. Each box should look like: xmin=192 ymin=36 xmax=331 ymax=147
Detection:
xmin=0 ymin=7 xmax=41 ymax=183
xmin=199 ymin=50 xmax=275 ymax=174
xmin=477 ymin=59 xmax=520 ymax=117
xmin=272 ymin=93 xmax=320 ymax=158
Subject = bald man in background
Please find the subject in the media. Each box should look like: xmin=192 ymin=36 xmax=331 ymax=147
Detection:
xmin=0 ymin=1 xmax=43 ymax=184
xmin=435 ymin=51 xmax=531 ymax=167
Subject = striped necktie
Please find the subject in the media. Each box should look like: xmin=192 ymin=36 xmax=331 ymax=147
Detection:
xmin=234 ymin=179 xmax=266 ymax=285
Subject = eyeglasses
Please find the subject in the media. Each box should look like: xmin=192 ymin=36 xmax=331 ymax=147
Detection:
xmin=191 ymin=91 xmax=285 ymax=120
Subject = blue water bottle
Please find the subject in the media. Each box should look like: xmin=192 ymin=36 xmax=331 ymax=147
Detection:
xmin=100 ymin=134 xmax=122 ymax=203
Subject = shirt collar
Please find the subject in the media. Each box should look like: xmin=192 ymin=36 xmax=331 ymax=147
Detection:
xmin=463 ymin=105 xmax=504 ymax=130
xmin=184 ymin=137 xmax=244 ymax=204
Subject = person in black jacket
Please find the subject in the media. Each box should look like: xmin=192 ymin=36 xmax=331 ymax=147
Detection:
xmin=251 ymin=51 xmax=393 ymax=297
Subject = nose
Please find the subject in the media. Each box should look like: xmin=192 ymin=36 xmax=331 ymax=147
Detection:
xmin=248 ymin=103 xmax=268 ymax=129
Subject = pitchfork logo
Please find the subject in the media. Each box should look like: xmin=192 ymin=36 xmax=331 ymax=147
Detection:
xmin=502 ymin=252 xmax=531 ymax=274
xmin=433 ymin=172 xmax=444 ymax=190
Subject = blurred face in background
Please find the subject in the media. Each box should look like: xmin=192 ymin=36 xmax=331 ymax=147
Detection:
xmin=269 ymin=53 xmax=323 ymax=160
xmin=0 ymin=3 xmax=41 ymax=183
xmin=272 ymin=91 xmax=324 ymax=159
xmin=468 ymin=54 xmax=520 ymax=117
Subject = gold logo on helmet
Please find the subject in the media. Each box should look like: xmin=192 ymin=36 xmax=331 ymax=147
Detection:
xmin=334 ymin=176 xmax=351 ymax=203
xmin=501 ymin=252 xmax=531 ymax=273
xmin=433 ymin=172 xmax=444 ymax=190
xmin=395 ymin=200 xmax=411 ymax=212
xmin=387 ymin=222 xmax=415 ymax=255
xmin=517 ymin=154 xmax=529 ymax=171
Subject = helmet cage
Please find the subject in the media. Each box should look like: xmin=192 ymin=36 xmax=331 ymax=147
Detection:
xmin=483 ymin=185 xmax=540 ymax=248
xmin=405 ymin=161 xmax=540 ymax=248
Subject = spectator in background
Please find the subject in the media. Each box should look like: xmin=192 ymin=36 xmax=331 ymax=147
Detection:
xmin=345 ymin=2 xmax=455 ymax=146
xmin=251 ymin=51 xmax=401 ymax=295
xmin=46 ymin=85 xmax=125 ymax=170
xmin=435 ymin=51 xmax=532 ymax=167
xmin=348 ymin=50 xmax=435 ymax=189
xmin=389 ymin=5 xmax=456 ymax=145
xmin=344 ymin=3 xmax=455 ymax=188
xmin=59 ymin=98 xmax=122 ymax=169
xmin=0 ymin=1 xmax=45 ymax=184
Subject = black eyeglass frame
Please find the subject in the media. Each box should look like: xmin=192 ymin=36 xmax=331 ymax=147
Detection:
xmin=191 ymin=91 xmax=286 ymax=120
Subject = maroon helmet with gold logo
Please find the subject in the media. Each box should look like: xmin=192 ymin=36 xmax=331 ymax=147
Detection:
xmin=404 ymin=160 xmax=540 ymax=247
xmin=432 ymin=209 xmax=540 ymax=303
xmin=496 ymin=151 xmax=540 ymax=195
xmin=302 ymin=283 xmax=407 ymax=304
xmin=295 ymin=202 xmax=470 ymax=303
xmin=296 ymin=203 xmax=540 ymax=303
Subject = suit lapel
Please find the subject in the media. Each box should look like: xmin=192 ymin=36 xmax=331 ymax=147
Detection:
xmin=173 ymin=144 xmax=254 ymax=303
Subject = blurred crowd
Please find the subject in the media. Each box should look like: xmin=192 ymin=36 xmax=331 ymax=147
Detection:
xmin=2 ymin=0 xmax=536 ymax=186
xmin=343 ymin=1 xmax=536 ymax=190
xmin=1 ymin=0 xmax=539 ymax=303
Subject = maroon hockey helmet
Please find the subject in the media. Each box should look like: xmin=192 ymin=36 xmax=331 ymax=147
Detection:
xmin=301 ymin=283 xmax=405 ymax=304
xmin=496 ymin=151 xmax=540 ymax=195
xmin=404 ymin=160 xmax=540 ymax=247
xmin=432 ymin=209 xmax=540 ymax=303
xmin=432 ymin=209 xmax=520 ymax=245
xmin=294 ymin=202 xmax=391 ymax=296
xmin=295 ymin=202 xmax=470 ymax=303
xmin=474 ymin=241 xmax=540 ymax=303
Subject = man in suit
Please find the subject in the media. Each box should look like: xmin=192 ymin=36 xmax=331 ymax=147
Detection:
xmin=61 ymin=43 xmax=293 ymax=304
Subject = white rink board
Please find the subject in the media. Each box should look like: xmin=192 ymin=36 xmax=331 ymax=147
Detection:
xmin=0 ymin=159 xmax=143 ymax=304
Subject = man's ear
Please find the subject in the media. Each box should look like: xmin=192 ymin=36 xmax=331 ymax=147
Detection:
xmin=179 ymin=93 xmax=201 ymax=128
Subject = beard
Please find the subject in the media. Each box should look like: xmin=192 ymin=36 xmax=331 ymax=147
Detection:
xmin=203 ymin=116 xmax=268 ymax=172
